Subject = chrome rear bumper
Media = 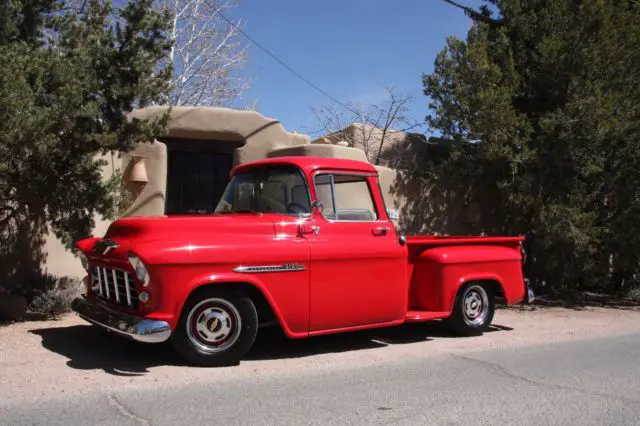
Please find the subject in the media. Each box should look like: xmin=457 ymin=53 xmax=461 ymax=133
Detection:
xmin=71 ymin=296 xmax=171 ymax=343
xmin=524 ymin=278 xmax=535 ymax=304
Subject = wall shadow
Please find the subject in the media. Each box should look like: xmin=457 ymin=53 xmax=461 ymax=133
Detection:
xmin=395 ymin=175 xmax=506 ymax=237
xmin=28 ymin=320 xmax=513 ymax=374
xmin=383 ymin=139 xmax=506 ymax=237
xmin=0 ymin=214 xmax=48 ymax=304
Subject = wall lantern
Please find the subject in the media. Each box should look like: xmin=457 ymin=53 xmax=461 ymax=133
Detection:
xmin=128 ymin=155 xmax=148 ymax=183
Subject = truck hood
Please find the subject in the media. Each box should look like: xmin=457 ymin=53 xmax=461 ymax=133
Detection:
xmin=78 ymin=213 xmax=306 ymax=265
xmin=103 ymin=214 xmax=285 ymax=244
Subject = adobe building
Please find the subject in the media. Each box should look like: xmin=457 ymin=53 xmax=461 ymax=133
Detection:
xmin=43 ymin=106 xmax=482 ymax=280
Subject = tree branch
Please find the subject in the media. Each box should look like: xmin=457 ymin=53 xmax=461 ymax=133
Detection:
xmin=439 ymin=0 xmax=503 ymax=26
xmin=309 ymin=86 xmax=423 ymax=167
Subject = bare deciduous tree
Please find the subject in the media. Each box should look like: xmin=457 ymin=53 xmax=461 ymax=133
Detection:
xmin=309 ymin=86 xmax=425 ymax=167
xmin=64 ymin=0 xmax=251 ymax=107
xmin=159 ymin=0 xmax=250 ymax=106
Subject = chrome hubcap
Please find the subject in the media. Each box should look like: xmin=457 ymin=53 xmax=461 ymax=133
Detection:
xmin=462 ymin=285 xmax=489 ymax=326
xmin=186 ymin=298 xmax=241 ymax=353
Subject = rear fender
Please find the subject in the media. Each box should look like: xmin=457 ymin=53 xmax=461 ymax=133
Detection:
xmin=411 ymin=245 xmax=524 ymax=312
xmin=452 ymin=272 xmax=506 ymax=307
xmin=177 ymin=272 xmax=306 ymax=339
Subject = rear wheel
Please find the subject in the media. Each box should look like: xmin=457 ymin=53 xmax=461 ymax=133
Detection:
xmin=171 ymin=289 xmax=258 ymax=366
xmin=446 ymin=282 xmax=495 ymax=335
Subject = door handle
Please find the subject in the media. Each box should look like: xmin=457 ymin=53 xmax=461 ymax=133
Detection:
xmin=371 ymin=226 xmax=390 ymax=236
xmin=298 ymin=222 xmax=320 ymax=235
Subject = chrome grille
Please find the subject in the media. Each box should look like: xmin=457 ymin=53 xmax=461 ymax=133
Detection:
xmin=91 ymin=266 xmax=138 ymax=309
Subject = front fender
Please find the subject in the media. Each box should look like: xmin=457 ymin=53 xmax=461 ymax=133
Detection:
xmin=161 ymin=270 xmax=309 ymax=339
xmin=123 ymin=236 xmax=311 ymax=337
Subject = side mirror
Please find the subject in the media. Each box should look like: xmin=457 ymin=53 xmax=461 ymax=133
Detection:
xmin=387 ymin=208 xmax=400 ymax=221
xmin=311 ymin=200 xmax=324 ymax=214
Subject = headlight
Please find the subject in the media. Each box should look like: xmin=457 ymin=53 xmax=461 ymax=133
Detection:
xmin=128 ymin=253 xmax=150 ymax=287
xmin=75 ymin=250 xmax=89 ymax=270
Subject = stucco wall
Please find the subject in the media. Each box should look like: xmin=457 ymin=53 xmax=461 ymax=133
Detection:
xmin=128 ymin=106 xmax=310 ymax=167
xmin=267 ymin=143 xmax=369 ymax=162
xmin=41 ymin=154 xmax=119 ymax=279
xmin=121 ymin=141 xmax=168 ymax=217
xmin=123 ymin=106 xmax=310 ymax=217
xmin=316 ymin=123 xmax=427 ymax=168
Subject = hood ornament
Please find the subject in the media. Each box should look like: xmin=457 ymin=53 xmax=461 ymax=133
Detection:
xmin=94 ymin=239 xmax=119 ymax=255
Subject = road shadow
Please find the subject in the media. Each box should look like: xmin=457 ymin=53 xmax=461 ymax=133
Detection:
xmin=247 ymin=321 xmax=511 ymax=361
xmin=28 ymin=320 xmax=513 ymax=375
xmin=28 ymin=325 xmax=184 ymax=376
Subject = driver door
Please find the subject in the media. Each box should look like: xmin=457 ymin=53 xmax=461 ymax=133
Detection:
xmin=306 ymin=172 xmax=407 ymax=332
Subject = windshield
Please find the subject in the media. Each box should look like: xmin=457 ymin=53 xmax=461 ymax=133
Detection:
xmin=214 ymin=165 xmax=311 ymax=216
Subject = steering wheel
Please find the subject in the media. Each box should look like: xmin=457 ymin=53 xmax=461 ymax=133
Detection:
xmin=286 ymin=202 xmax=309 ymax=215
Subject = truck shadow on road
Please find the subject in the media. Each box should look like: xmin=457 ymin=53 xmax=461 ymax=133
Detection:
xmin=28 ymin=321 xmax=512 ymax=376
xmin=248 ymin=322 xmax=512 ymax=361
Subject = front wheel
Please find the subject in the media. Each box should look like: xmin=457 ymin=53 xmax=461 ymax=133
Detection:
xmin=171 ymin=289 xmax=258 ymax=366
xmin=446 ymin=282 xmax=495 ymax=335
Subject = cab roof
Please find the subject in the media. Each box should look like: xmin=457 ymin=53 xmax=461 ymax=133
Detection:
xmin=231 ymin=156 xmax=378 ymax=176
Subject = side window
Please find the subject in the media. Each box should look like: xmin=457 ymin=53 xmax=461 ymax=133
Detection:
xmin=313 ymin=174 xmax=378 ymax=221
xmin=314 ymin=175 xmax=336 ymax=219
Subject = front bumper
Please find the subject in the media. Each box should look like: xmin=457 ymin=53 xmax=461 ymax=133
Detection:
xmin=71 ymin=296 xmax=171 ymax=343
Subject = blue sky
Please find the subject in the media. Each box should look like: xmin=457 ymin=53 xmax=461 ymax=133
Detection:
xmin=226 ymin=0 xmax=483 ymax=136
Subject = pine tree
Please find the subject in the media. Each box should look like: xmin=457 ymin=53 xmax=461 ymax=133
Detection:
xmin=0 ymin=0 xmax=173 ymax=294
xmin=423 ymin=0 xmax=640 ymax=293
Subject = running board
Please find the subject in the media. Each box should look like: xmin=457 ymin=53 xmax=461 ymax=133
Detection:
xmin=405 ymin=310 xmax=450 ymax=323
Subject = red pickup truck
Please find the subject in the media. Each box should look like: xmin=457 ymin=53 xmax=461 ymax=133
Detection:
xmin=72 ymin=156 xmax=532 ymax=366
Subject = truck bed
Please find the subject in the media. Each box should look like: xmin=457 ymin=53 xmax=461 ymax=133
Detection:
xmin=403 ymin=234 xmax=526 ymax=318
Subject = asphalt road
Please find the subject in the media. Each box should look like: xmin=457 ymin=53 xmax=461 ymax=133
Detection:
xmin=2 ymin=331 xmax=640 ymax=426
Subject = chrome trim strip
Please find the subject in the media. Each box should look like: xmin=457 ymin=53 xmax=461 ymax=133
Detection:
xmin=233 ymin=263 xmax=305 ymax=273
xmin=329 ymin=174 xmax=337 ymax=216
xmin=96 ymin=267 xmax=104 ymax=296
xmin=102 ymin=268 xmax=110 ymax=299
xmin=124 ymin=272 xmax=132 ymax=307
xmin=111 ymin=269 xmax=120 ymax=303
